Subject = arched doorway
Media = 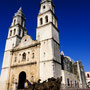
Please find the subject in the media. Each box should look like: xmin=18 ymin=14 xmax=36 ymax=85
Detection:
xmin=18 ymin=71 xmax=26 ymax=89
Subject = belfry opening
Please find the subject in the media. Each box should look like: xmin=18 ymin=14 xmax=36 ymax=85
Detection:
xmin=18 ymin=71 xmax=26 ymax=89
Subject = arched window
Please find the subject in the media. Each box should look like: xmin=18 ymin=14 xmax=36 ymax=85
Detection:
xmin=40 ymin=18 xmax=43 ymax=25
xmin=22 ymin=53 xmax=26 ymax=60
xmin=67 ymin=78 xmax=70 ymax=86
xmin=31 ymin=76 xmax=34 ymax=82
xmin=14 ymin=57 xmax=17 ymax=62
xmin=87 ymin=74 xmax=89 ymax=78
xmin=21 ymin=20 xmax=23 ymax=26
xmin=43 ymin=5 xmax=46 ymax=9
xmin=22 ymin=31 xmax=24 ymax=37
xmin=10 ymin=30 xmax=12 ymax=36
xmin=43 ymin=52 xmax=46 ymax=57
xmin=19 ymin=29 xmax=21 ymax=36
xmin=32 ymin=53 xmax=34 ymax=59
xmin=14 ymin=19 xmax=16 ymax=25
xmin=14 ymin=29 xmax=16 ymax=35
xmin=70 ymin=81 xmax=72 ymax=87
xmin=45 ymin=16 xmax=48 ymax=23
xmin=88 ymin=82 xmax=90 ymax=85
xmin=75 ymin=81 xmax=77 ymax=87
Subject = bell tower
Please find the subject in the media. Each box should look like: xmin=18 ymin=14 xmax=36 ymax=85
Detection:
xmin=6 ymin=7 xmax=27 ymax=51
xmin=0 ymin=8 xmax=27 ymax=90
xmin=37 ymin=0 xmax=61 ymax=81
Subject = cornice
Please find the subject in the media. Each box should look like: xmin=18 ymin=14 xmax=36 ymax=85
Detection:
xmin=38 ymin=10 xmax=57 ymax=20
xmin=40 ymin=1 xmax=55 ymax=8
xmin=13 ymin=15 xmax=26 ymax=21
xmin=37 ymin=22 xmax=59 ymax=32
xmin=7 ymin=35 xmax=22 ymax=40
xmin=11 ymin=62 xmax=37 ymax=68
xmin=11 ymin=42 xmax=40 ymax=52
xmin=40 ymin=59 xmax=61 ymax=65
xmin=9 ymin=24 xmax=26 ymax=30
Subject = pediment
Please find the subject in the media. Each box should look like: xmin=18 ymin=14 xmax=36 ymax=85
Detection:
xmin=14 ymin=35 xmax=37 ymax=50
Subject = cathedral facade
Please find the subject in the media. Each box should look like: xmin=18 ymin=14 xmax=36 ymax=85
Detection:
xmin=0 ymin=0 xmax=86 ymax=90
xmin=0 ymin=0 xmax=61 ymax=89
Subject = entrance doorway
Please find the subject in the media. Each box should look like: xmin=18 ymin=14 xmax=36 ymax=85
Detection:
xmin=18 ymin=71 xmax=26 ymax=89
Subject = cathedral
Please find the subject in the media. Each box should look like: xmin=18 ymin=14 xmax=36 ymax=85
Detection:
xmin=0 ymin=0 xmax=86 ymax=90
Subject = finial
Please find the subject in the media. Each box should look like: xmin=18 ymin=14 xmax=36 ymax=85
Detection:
xmin=18 ymin=7 xmax=23 ymax=12
xmin=61 ymin=51 xmax=64 ymax=55
xmin=41 ymin=0 xmax=52 ymax=3
xmin=14 ymin=7 xmax=25 ymax=17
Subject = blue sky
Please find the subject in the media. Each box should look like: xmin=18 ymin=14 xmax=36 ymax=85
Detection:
xmin=0 ymin=0 xmax=90 ymax=73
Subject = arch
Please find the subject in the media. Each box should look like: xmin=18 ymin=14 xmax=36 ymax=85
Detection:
xmin=10 ymin=30 xmax=12 ymax=36
xmin=32 ymin=53 xmax=34 ymax=59
xmin=43 ymin=5 xmax=46 ymax=9
xmin=22 ymin=31 xmax=24 ymax=37
xmin=88 ymin=82 xmax=90 ymax=87
xmin=14 ymin=29 xmax=16 ymax=35
xmin=13 ymin=19 xmax=16 ymax=25
xmin=31 ymin=76 xmax=34 ymax=82
xmin=88 ymin=82 xmax=90 ymax=84
xmin=22 ymin=52 xmax=26 ymax=60
xmin=14 ymin=57 xmax=17 ymax=62
xmin=67 ymin=78 xmax=70 ymax=86
xmin=87 ymin=74 xmax=90 ymax=78
xmin=75 ymin=81 xmax=77 ymax=87
xmin=45 ymin=16 xmax=48 ymax=23
xmin=40 ymin=18 xmax=43 ymax=25
xmin=18 ymin=71 xmax=26 ymax=89
xmin=19 ymin=29 xmax=21 ymax=36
